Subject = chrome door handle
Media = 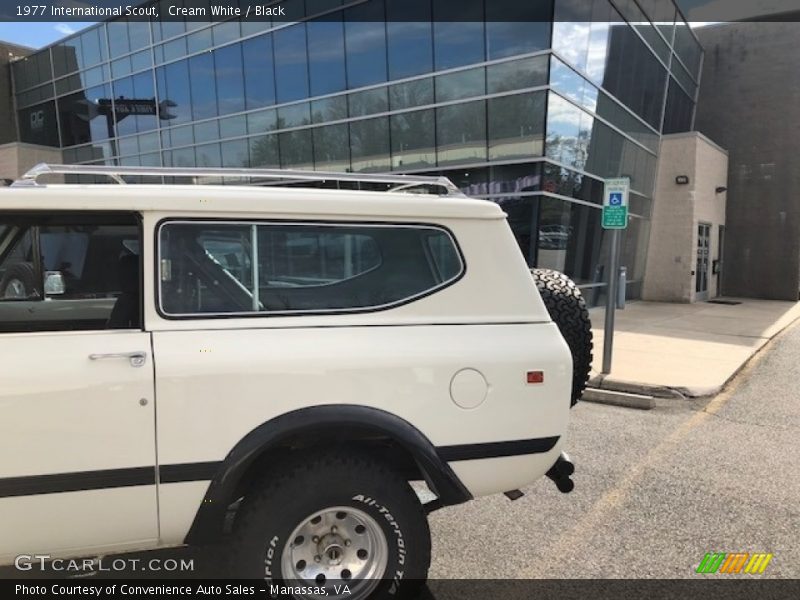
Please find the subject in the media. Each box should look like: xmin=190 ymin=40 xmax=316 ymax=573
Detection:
xmin=88 ymin=351 xmax=147 ymax=368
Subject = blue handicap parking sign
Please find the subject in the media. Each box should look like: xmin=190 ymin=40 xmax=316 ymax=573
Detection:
xmin=609 ymin=192 xmax=623 ymax=206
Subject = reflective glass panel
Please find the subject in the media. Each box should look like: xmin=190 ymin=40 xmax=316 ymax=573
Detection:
xmin=389 ymin=78 xmax=434 ymax=111
xmin=274 ymin=24 xmax=310 ymax=103
xmin=194 ymin=120 xmax=220 ymax=144
xmin=81 ymin=26 xmax=107 ymax=68
xmin=243 ymin=35 xmax=277 ymax=110
xmin=107 ymin=21 xmax=130 ymax=58
xmin=662 ymin=78 xmax=695 ymax=134
xmin=52 ymin=42 xmax=78 ymax=78
xmin=345 ymin=1 xmax=388 ymax=88
xmin=128 ymin=22 xmax=150 ymax=51
xmin=671 ymin=59 xmax=698 ymax=98
xmin=545 ymin=92 xmax=591 ymax=171
xmin=535 ymin=197 xmax=605 ymax=286
xmin=311 ymin=96 xmax=348 ymax=124
xmin=168 ymin=124 xmax=194 ymax=148
xmin=279 ymin=129 xmax=313 ymax=168
xmin=113 ymin=72 xmax=157 ymax=136
xmin=349 ymin=117 xmax=390 ymax=172
xmin=195 ymin=143 xmax=222 ymax=167
xmin=614 ymin=0 xmax=670 ymax=61
xmin=313 ymin=123 xmax=351 ymax=171
xmin=168 ymin=146 xmax=196 ymax=167
xmin=130 ymin=50 xmax=152 ymax=73
xmin=435 ymin=68 xmax=485 ymax=103
xmin=433 ymin=0 xmax=485 ymax=69
xmin=552 ymin=0 xmax=592 ymax=72
xmin=212 ymin=21 xmax=241 ymax=46
xmin=16 ymin=50 xmax=53 ymax=89
xmin=550 ymin=56 xmax=597 ymax=111
xmin=307 ymin=16 xmax=347 ymax=96
xmin=221 ymin=139 xmax=250 ymax=168
xmin=436 ymin=100 xmax=487 ymax=166
xmin=161 ymin=37 xmax=187 ymax=63
xmin=485 ymin=0 xmax=552 ymax=60
xmin=488 ymin=92 xmax=546 ymax=160
xmin=247 ymin=109 xmax=278 ymax=134
xmin=277 ymin=103 xmax=312 ymax=129
xmin=386 ymin=0 xmax=433 ymax=79
xmin=111 ymin=56 xmax=133 ymax=79
xmin=596 ymin=22 xmax=668 ymax=129
xmin=390 ymin=109 xmax=435 ymax=170
xmin=58 ymin=84 xmax=112 ymax=147
xmin=156 ymin=60 xmax=192 ymax=125
xmin=673 ymin=19 xmax=703 ymax=80
xmin=220 ymin=115 xmax=247 ymax=139
xmin=348 ymin=87 xmax=388 ymax=118
xmin=249 ymin=134 xmax=280 ymax=167
xmin=189 ymin=52 xmax=218 ymax=120
xmin=187 ymin=29 xmax=213 ymax=54
xmin=487 ymin=55 xmax=549 ymax=94
xmin=214 ymin=44 xmax=246 ymax=116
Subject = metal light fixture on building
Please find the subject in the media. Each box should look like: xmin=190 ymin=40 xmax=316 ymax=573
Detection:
xmin=675 ymin=175 xmax=690 ymax=185
xmin=715 ymin=186 xmax=728 ymax=194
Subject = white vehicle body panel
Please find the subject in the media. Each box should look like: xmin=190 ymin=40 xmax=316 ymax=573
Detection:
xmin=152 ymin=322 xmax=570 ymax=546
xmin=0 ymin=330 xmax=158 ymax=563
xmin=0 ymin=183 xmax=572 ymax=563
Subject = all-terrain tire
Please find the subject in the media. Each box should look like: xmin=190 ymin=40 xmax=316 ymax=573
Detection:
xmin=0 ymin=262 xmax=37 ymax=299
xmin=230 ymin=449 xmax=430 ymax=599
xmin=532 ymin=268 xmax=593 ymax=406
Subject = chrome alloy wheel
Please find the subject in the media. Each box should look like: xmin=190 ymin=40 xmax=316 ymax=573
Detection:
xmin=281 ymin=506 xmax=389 ymax=599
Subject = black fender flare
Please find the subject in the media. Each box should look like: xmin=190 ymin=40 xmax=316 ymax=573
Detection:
xmin=183 ymin=405 xmax=473 ymax=544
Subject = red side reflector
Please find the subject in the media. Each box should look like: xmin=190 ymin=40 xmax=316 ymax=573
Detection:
xmin=527 ymin=371 xmax=544 ymax=384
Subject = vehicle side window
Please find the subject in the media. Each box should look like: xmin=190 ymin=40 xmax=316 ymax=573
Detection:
xmin=0 ymin=213 xmax=141 ymax=333
xmin=158 ymin=221 xmax=463 ymax=316
xmin=259 ymin=229 xmax=381 ymax=287
xmin=426 ymin=232 xmax=462 ymax=282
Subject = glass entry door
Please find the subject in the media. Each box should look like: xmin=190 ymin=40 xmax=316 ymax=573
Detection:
xmin=696 ymin=223 xmax=711 ymax=301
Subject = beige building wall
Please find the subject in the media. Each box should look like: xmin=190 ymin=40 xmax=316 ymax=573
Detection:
xmin=643 ymin=132 xmax=729 ymax=303
xmin=0 ymin=142 xmax=63 ymax=183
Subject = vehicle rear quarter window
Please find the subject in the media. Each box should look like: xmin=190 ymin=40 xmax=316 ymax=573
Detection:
xmin=158 ymin=221 xmax=463 ymax=316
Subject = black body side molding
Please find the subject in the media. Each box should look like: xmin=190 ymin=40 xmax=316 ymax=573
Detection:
xmin=183 ymin=405 xmax=473 ymax=544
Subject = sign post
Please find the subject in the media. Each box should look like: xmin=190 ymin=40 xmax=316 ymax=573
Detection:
xmin=601 ymin=178 xmax=630 ymax=375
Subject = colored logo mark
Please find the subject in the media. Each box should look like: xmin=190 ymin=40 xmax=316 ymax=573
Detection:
xmin=696 ymin=552 xmax=773 ymax=574
xmin=609 ymin=192 xmax=623 ymax=206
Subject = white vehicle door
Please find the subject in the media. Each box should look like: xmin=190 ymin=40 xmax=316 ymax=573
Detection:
xmin=0 ymin=212 xmax=158 ymax=563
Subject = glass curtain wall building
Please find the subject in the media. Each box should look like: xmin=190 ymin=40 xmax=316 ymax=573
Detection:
xmin=10 ymin=0 xmax=702 ymax=302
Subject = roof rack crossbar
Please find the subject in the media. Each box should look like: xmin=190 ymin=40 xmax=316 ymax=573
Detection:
xmin=12 ymin=164 xmax=463 ymax=196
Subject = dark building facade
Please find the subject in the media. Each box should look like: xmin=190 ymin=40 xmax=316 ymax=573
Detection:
xmin=0 ymin=41 xmax=30 ymax=145
xmin=695 ymin=22 xmax=800 ymax=301
xmin=7 ymin=0 xmax=702 ymax=303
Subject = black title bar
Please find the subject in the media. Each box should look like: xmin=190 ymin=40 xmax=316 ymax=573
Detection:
xmin=1 ymin=0 xmax=800 ymax=23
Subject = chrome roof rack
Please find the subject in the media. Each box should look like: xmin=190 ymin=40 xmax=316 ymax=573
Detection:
xmin=12 ymin=163 xmax=463 ymax=196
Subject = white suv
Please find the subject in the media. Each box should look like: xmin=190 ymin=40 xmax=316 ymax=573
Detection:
xmin=0 ymin=164 xmax=589 ymax=598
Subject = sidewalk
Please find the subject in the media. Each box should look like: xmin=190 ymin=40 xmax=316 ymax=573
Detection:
xmin=586 ymin=298 xmax=800 ymax=400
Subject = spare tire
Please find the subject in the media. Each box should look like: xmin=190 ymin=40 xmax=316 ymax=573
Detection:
xmin=532 ymin=268 xmax=593 ymax=406
xmin=0 ymin=262 xmax=37 ymax=299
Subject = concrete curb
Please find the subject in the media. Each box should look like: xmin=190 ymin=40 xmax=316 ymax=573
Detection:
xmin=588 ymin=375 xmax=689 ymax=399
xmin=581 ymin=387 xmax=656 ymax=410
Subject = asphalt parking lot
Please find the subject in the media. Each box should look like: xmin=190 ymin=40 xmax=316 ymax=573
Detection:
xmin=4 ymin=322 xmax=799 ymax=582
xmin=428 ymin=320 xmax=800 ymax=579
